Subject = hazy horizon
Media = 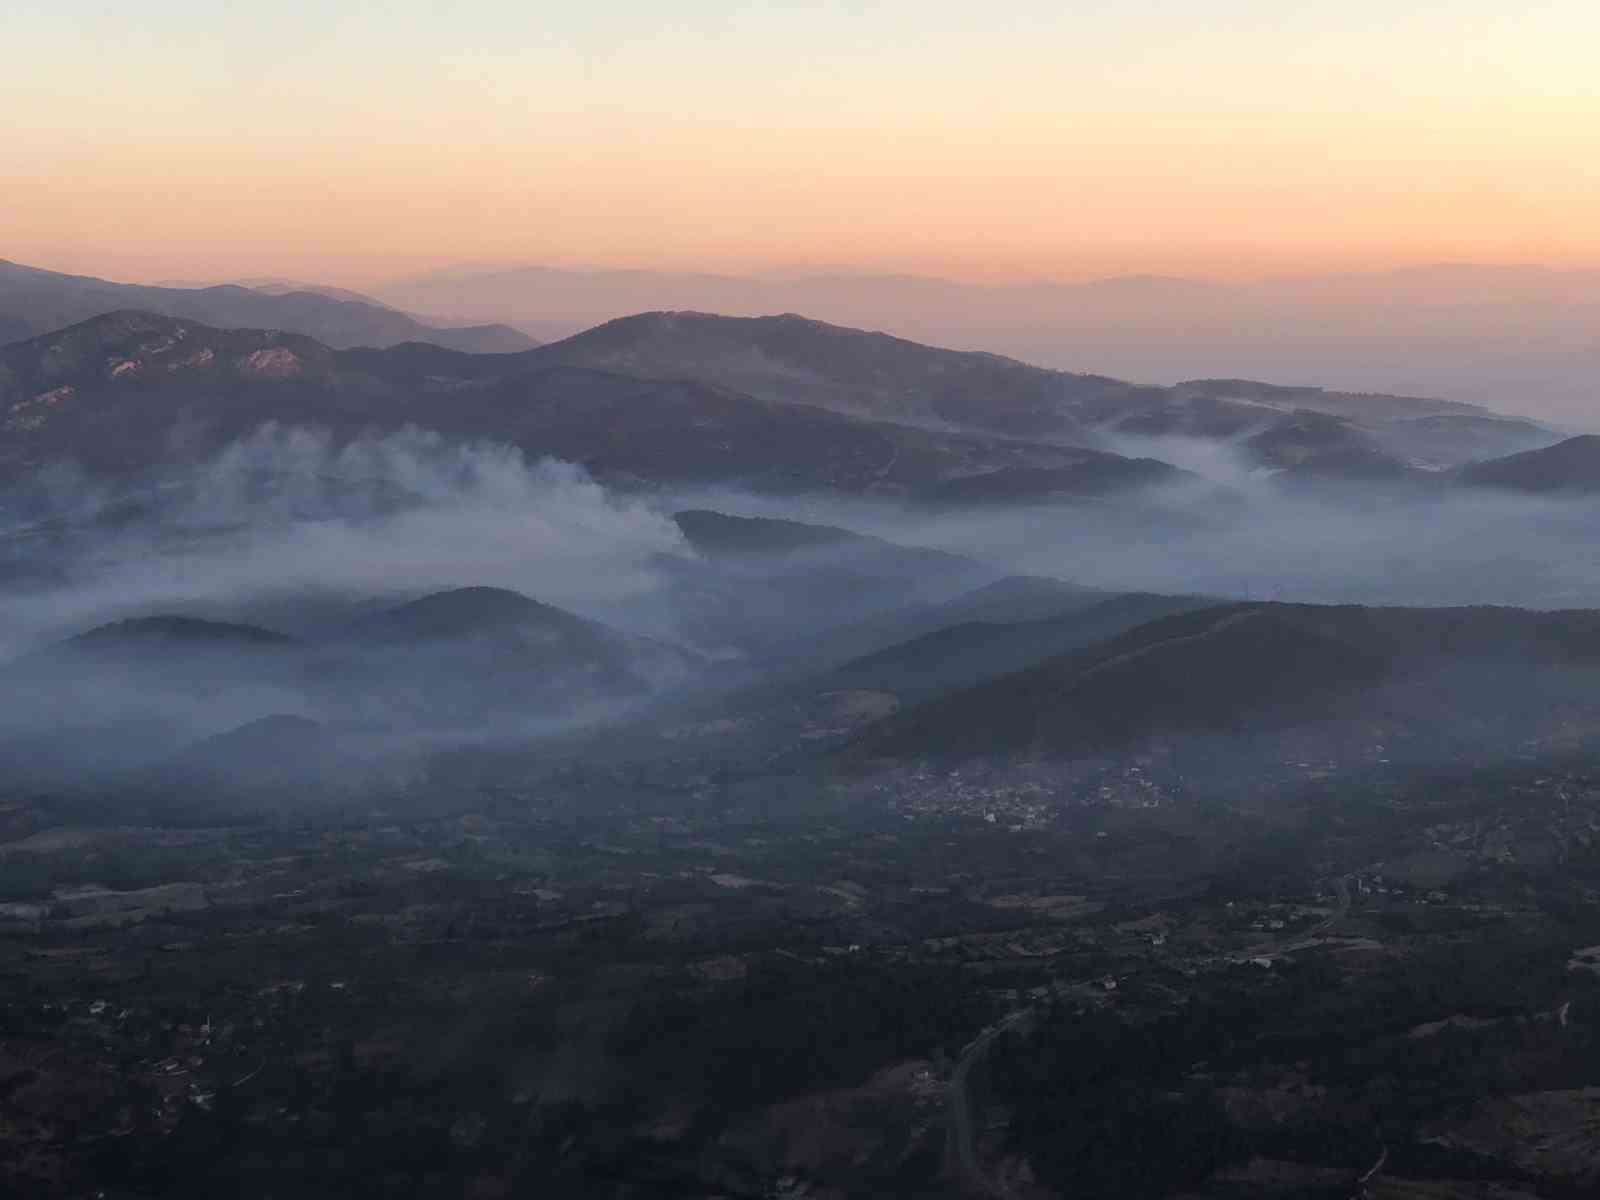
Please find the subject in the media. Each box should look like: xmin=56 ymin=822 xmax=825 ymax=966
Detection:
xmin=18 ymin=239 xmax=1600 ymax=308
xmin=11 ymin=1 xmax=1600 ymax=285
xmin=8 ymin=0 xmax=1599 ymax=422
xmin=7 ymin=252 xmax=1599 ymax=425
xmin=18 ymin=252 xmax=1600 ymax=297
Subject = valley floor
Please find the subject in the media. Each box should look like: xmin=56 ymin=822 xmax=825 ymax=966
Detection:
xmin=7 ymin=736 xmax=1600 ymax=1198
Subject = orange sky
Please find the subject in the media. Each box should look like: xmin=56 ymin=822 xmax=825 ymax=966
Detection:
xmin=6 ymin=1 xmax=1599 ymax=286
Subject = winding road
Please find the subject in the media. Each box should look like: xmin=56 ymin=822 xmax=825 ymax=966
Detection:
xmin=949 ymin=1006 xmax=1036 ymax=1197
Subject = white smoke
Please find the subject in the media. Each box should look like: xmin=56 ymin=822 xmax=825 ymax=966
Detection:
xmin=0 ymin=425 xmax=690 ymax=655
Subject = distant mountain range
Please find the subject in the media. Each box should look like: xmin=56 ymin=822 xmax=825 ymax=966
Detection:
xmin=438 ymin=312 xmax=1567 ymax=478
xmin=360 ymin=310 xmax=1561 ymax=476
xmin=0 ymin=311 xmax=1194 ymax=501
xmin=0 ymin=259 xmax=537 ymax=353
xmin=375 ymin=262 xmax=1600 ymax=424
xmin=151 ymin=276 xmax=402 ymax=307
xmin=0 ymin=307 xmax=1576 ymax=501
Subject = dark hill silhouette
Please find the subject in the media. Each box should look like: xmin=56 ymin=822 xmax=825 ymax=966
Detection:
xmin=1384 ymin=412 xmax=1556 ymax=467
xmin=513 ymin=311 xmax=1555 ymax=469
xmin=1242 ymin=410 xmax=1412 ymax=479
xmin=347 ymin=586 xmax=617 ymax=647
xmin=522 ymin=310 xmax=1161 ymax=438
xmin=8 ymin=306 xmax=1557 ymax=501
xmin=166 ymin=713 xmax=329 ymax=777
xmin=5 ymin=615 xmax=299 ymax=680
xmin=672 ymin=510 xmax=975 ymax=577
xmin=0 ymin=312 xmax=343 ymax=479
xmin=375 ymin=261 xmax=1597 ymax=423
xmin=67 ymin=615 xmax=297 ymax=652
xmin=332 ymin=587 xmax=698 ymax=728
xmin=921 ymin=459 xmax=1182 ymax=503
xmin=0 ymin=313 xmax=1190 ymax=500
xmin=922 ymin=575 xmax=1108 ymax=622
xmin=0 ymin=614 xmax=307 ymax=782
xmin=854 ymin=602 xmax=1600 ymax=760
xmin=673 ymin=509 xmax=865 ymax=556
xmin=5 ymin=277 xmax=1561 ymax=472
xmin=0 ymin=258 xmax=534 ymax=352
xmin=760 ymin=575 xmax=1111 ymax=675
xmin=822 ymin=592 xmax=1210 ymax=703
xmin=150 ymin=714 xmax=385 ymax=803
xmin=1120 ymin=398 xmax=1422 ymax=478
xmin=658 ymin=511 xmax=998 ymax=655
xmin=1455 ymin=435 xmax=1600 ymax=494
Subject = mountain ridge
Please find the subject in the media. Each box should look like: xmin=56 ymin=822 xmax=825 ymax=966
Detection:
xmin=0 ymin=306 xmax=1570 ymax=503
xmin=1453 ymin=434 xmax=1600 ymax=495
xmin=852 ymin=601 xmax=1600 ymax=761
xmin=514 ymin=311 xmax=1557 ymax=472
xmin=372 ymin=260 xmax=1600 ymax=422
xmin=0 ymin=259 xmax=536 ymax=354
xmin=0 ymin=311 xmax=1199 ymax=502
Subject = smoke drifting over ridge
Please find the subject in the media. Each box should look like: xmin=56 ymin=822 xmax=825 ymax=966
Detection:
xmin=0 ymin=426 xmax=688 ymax=655
xmin=11 ymin=422 xmax=1600 ymax=660
xmin=672 ymin=436 xmax=1600 ymax=613
xmin=0 ymin=429 xmax=720 ymax=793
xmin=6 ymin=417 xmax=1600 ymax=803
xmin=2 ymin=428 xmax=1599 ymax=655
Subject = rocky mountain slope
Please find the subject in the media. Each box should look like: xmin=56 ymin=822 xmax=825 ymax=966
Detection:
xmin=0 ymin=312 xmax=1192 ymax=502
xmin=0 ymin=305 xmax=1569 ymax=504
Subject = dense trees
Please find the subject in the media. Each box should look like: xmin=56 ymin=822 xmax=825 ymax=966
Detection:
xmin=614 ymin=955 xmax=990 ymax=1110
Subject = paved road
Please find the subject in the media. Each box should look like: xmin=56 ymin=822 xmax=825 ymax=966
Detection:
xmin=949 ymin=1007 xmax=1036 ymax=1197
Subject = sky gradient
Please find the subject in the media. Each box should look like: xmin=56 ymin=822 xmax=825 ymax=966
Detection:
xmin=7 ymin=1 xmax=1599 ymax=285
